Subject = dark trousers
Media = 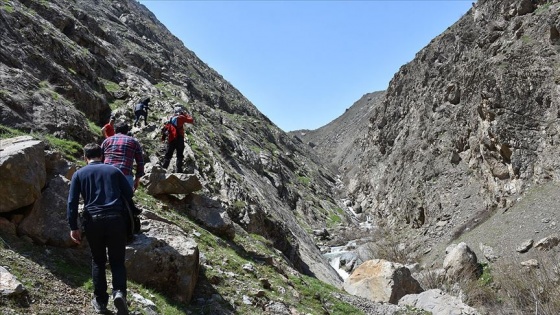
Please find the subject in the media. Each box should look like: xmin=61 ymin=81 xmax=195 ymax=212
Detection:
xmin=162 ymin=136 xmax=185 ymax=172
xmin=84 ymin=213 xmax=127 ymax=304
xmin=134 ymin=110 xmax=147 ymax=126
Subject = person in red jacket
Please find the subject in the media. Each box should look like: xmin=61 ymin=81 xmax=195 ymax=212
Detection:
xmin=101 ymin=115 xmax=115 ymax=138
xmin=161 ymin=106 xmax=194 ymax=173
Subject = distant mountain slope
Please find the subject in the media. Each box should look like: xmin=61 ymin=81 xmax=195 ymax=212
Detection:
xmin=290 ymin=91 xmax=385 ymax=192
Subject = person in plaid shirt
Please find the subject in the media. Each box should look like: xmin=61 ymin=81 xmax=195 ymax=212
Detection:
xmin=101 ymin=121 xmax=145 ymax=191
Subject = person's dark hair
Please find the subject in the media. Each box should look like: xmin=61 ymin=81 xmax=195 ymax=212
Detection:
xmin=142 ymin=97 xmax=150 ymax=104
xmin=115 ymin=121 xmax=129 ymax=134
xmin=83 ymin=143 xmax=102 ymax=159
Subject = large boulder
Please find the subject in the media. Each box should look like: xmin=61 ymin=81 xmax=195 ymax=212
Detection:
xmin=141 ymin=164 xmax=202 ymax=195
xmin=0 ymin=136 xmax=46 ymax=213
xmin=185 ymin=194 xmax=235 ymax=240
xmin=399 ymin=289 xmax=480 ymax=315
xmin=443 ymin=242 xmax=481 ymax=280
xmin=44 ymin=150 xmax=76 ymax=180
xmin=343 ymin=259 xmax=423 ymax=304
xmin=125 ymin=218 xmax=199 ymax=303
xmin=17 ymin=175 xmax=75 ymax=247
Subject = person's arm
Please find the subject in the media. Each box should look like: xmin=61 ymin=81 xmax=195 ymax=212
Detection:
xmin=67 ymin=173 xmax=82 ymax=244
xmin=101 ymin=125 xmax=107 ymax=138
xmin=184 ymin=114 xmax=194 ymax=125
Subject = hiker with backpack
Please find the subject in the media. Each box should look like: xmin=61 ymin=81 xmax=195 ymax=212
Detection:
xmin=160 ymin=105 xmax=194 ymax=173
xmin=133 ymin=97 xmax=150 ymax=127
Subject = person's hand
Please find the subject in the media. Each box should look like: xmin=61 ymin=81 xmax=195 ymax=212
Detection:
xmin=70 ymin=230 xmax=81 ymax=244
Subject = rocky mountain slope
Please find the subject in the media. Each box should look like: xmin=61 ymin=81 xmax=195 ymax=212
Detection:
xmin=0 ymin=0 xmax=375 ymax=313
xmin=3 ymin=0 xmax=560 ymax=314
xmin=298 ymin=0 xmax=560 ymax=266
xmin=1 ymin=0 xmax=352 ymax=285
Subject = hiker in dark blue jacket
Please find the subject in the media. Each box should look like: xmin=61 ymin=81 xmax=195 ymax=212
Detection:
xmin=133 ymin=97 xmax=150 ymax=127
xmin=67 ymin=143 xmax=132 ymax=315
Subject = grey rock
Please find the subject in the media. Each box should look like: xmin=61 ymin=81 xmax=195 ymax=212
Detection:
xmin=0 ymin=136 xmax=46 ymax=213
xmin=343 ymin=259 xmax=423 ymax=304
xmin=126 ymin=219 xmax=199 ymax=303
xmin=0 ymin=266 xmax=25 ymax=296
xmin=399 ymin=289 xmax=480 ymax=315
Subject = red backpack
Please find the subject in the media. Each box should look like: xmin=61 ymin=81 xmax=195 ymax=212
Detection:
xmin=161 ymin=116 xmax=178 ymax=142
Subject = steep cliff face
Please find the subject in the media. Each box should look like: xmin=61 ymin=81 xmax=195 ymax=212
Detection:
xmin=0 ymin=0 xmax=349 ymax=286
xmin=336 ymin=0 xmax=560 ymax=257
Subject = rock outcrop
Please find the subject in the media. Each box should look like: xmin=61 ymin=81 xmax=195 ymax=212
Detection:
xmin=0 ymin=136 xmax=46 ymax=213
xmin=126 ymin=219 xmax=199 ymax=304
xmin=296 ymin=0 xmax=560 ymax=265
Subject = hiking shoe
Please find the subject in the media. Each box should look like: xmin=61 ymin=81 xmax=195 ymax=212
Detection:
xmin=91 ymin=298 xmax=109 ymax=314
xmin=113 ymin=291 xmax=129 ymax=315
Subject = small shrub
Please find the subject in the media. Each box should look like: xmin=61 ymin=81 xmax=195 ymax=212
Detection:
xmin=1 ymin=2 xmax=15 ymax=13
xmin=362 ymin=222 xmax=418 ymax=264
xmin=492 ymin=253 xmax=560 ymax=315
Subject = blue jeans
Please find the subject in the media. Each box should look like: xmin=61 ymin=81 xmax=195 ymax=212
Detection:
xmin=84 ymin=212 xmax=127 ymax=304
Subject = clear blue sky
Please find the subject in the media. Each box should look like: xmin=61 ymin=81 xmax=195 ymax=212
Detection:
xmin=139 ymin=1 xmax=473 ymax=131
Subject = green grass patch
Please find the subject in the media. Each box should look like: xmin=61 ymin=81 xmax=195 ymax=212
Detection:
xmin=1 ymin=0 xmax=14 ymax=13
xmin=102 ymin=79 xmax=121 ymax=93
xmin=0 ymin=124 xmax=27 ymax=139
xmin=297 ymin=176 xmax=311 ymax=186
xmin=109 ymin=99 xmax=125 ymax=111
xmin=327 ymin=213 xmax=342 ymax=228
xmin=87 ymin=119 xmax=101 ymax=136
xmin=478 ymin=263 xmax=493 ymax=286
xmin=289 ymin=275 xmax=363 ymax=314
xmin=43 ymin=135 xmax=82 ymax=161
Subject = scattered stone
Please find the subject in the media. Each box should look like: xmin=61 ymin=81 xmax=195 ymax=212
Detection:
xmin=479 ymin=243 xmax=499 ymax=262
xmin=516 ymin=239 xmax=533 ymax=253
xmin=534 ymin=234 xmax=560 ymax=251
xmin=0 ymin=266 xmax=25 ymax=296
xmin=520 ymin=259 xmax=539 ymax=268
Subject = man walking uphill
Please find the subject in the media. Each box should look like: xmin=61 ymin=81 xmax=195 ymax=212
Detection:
xmin=161 ymin=106 xmax=194 ymax=173
xmin=101 ymin=115 xmax=115 ymax=138
xmin=133 ymin=97 xmax=150 ymax=127
xmin=101 ymin=121 xmax=145 ymax=191
xmin=67 ymin=143 xmax=131 ymax=315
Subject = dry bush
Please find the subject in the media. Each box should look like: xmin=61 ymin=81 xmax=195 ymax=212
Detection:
xmin=417 ymin=263 xmax=504 ymax=313
xmin=360 ymin=222 xmax=418 ymax=264
xmin=491 ymin=253 xmax=560 ymax=315
xmin=426 ymin=252 xmax=560 ymax=315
